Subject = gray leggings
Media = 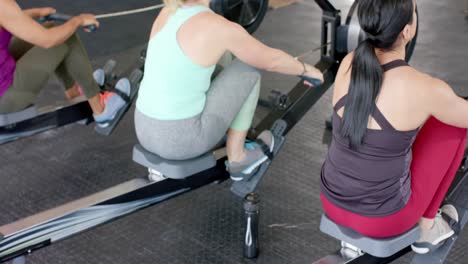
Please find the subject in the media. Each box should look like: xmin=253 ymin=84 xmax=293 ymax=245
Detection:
xmin=0 ymin=33 xmax=99 ymax=114
xmin=135 ymin=60 xmax=261 ymax=160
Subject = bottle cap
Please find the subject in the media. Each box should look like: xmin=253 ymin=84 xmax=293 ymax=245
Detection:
xmin=244 ymin=193 xmax=260 ymax=211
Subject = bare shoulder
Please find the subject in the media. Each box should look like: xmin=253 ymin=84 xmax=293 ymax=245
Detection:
xmin=159 ymin=7 xmax=169 ymax=15
xmin=401 ymin=67 xmax=458 ymax=114
xmin=333 ymin=52 xmax=354 ymax=102
xmin=0 ymin=0 xmax=16 ymax=9
xmin=404 ymin=67 xmax=455 ymax=100
xmin=155 ymin=7 xmax=173 ymax=24
xmin=150 ymin=7 xmax=170 ymax=38
xmin=342 ymin=52 xmax=355 ymax=67
xmin=0 ymin=0 xmax=20 ymax=19
xmin=158 ymin=7 xmax=171 ymax=19
xmin=0 ymin=0 xmax=28 ymax=31
xmin=191 ymin=11 xmax=223 ymax=23
xmin=337 ymin=53 xmax=354 ymax=77
xmin=424 ymin=74 xmax=452 ymax=92
xmin=193 ymin=11 xmax=244 ymax=35
xmin=337 ymin=52 xmax=354 ymax=74
xmin=335 ymin=52 xmax=354 ymax=80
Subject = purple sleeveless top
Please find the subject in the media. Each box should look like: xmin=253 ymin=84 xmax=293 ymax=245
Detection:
xmin=0 ymin=28 xmax=15 ymax=97
xmin=321 ymin=60 xmax=420 ymax=217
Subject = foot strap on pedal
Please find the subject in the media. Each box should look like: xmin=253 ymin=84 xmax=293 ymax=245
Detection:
xmin=105 ymin=86 xmax=131 ymax=103
xmin=441 ymin=212 xmax=461 ymax=235
xmin=255 ymin=139 xmax=273 ymax=160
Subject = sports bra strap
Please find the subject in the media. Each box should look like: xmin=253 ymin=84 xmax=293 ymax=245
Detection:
xmin=333 ymin=95 xmax=396 ymax=131
xmin=370 ymin=107 xmax=396 ymax=131
xmin=333 ymin=95 xmax=348 ymax=112
xmin=332 ymin=60 xmax=408 ymax=131
xmin=382 ymin=59 xmax=409 ymax=72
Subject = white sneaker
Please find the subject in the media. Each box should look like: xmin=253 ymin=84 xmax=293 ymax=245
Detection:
xmin=411 ymin=204 xmax=458 ymax=254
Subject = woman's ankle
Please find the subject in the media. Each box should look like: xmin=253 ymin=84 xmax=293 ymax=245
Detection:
xmin=65 ymin=83 xmax=82 ymax=100
xmin=88 ymin=94 xmax=104 ymax=115
xmin=419 ymin=217 xmax=435 ymax=230
xmin=228 ymin=150 xmax=246 ymax=163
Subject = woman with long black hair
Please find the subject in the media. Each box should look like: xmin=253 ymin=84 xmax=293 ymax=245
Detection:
xmin=321 ymin=0 xmax=468 ymax=254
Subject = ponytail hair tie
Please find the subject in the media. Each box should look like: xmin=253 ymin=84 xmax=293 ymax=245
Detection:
xmin=366 ymin=33 xmax=378 ymax=41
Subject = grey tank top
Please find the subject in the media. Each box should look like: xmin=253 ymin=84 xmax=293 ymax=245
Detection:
xmin=320 ymin=60 xmax=420 ymax=217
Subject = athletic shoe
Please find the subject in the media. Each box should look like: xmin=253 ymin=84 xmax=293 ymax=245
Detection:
xmin=93 ymin=78 xmax=131 ymax=128
xmin=411 ymin=204 xmax=458 ymax=254
xmin=228 ymin=130 xmax=274 ymax=181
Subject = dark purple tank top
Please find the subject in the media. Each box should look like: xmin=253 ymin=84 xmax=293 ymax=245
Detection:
xmin=320 ymin=60 xmax=420 ymax=217
xmin=0 ymin=28 xmax=15 ymax=97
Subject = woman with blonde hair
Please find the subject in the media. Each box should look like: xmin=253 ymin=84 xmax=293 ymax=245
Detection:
xmin=135 ymin=0 xmax=323 ymax=180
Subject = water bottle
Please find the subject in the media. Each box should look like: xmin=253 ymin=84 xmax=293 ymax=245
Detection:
xmin=243 ymin=193 xmax=260 ymax=259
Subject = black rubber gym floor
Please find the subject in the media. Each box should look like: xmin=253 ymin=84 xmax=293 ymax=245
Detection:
xmin=1 ymin=0 xmax=467 ymax=263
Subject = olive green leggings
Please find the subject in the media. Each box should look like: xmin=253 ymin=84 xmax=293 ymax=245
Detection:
xmin=0 ymin=33 xmax=99 ymax=114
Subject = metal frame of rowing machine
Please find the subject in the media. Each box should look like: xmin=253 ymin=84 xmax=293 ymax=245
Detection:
xmin=252 ymin=0 xmax=342 ymax=137
xmin=0 ymin=101 xmax=94 ymax=145
xmin=0 ymin=1 xmax=344 ymax=262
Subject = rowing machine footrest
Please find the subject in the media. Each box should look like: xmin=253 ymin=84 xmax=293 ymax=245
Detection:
xmin=0 ymin=106 xmax=37 ymax=127
xmin=95 ymin=69 xmax=143 ymax=136
xmin=132 ymin=144 xmax=217 ymax=179
xmin=231 ymin=120 xmax=287 ymax=198
xmin=319 ymin=214 xmax=420 ymax=258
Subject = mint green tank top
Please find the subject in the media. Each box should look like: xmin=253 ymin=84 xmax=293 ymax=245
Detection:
xmin=136 ymin=5 xmax=216 ymax=120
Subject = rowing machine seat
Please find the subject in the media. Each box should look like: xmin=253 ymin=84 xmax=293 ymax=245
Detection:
xmin=132 ymin=144 xmax=217 ymax=179
xmin=0 ymin=106 xmax=37 ymax=127
xmin=319 ymin=214 xmax=420 ymax=258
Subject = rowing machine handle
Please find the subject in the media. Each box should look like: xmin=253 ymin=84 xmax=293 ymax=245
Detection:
xmin=299 ymin=76 xmax=322 ymax=87
xmin=39 ymin=13 xmax=97 ymax=32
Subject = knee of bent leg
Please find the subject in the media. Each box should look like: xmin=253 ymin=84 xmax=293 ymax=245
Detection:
xmin=221 ymin=59 xmax=261 ymax=93
xmin=250 ymin=74 xmax=261 ymax=97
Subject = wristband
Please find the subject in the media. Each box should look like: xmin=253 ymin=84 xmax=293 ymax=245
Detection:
xmin=299 ymin=60 xmax=307 ymax=76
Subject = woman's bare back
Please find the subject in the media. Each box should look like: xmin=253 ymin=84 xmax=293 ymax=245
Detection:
xmin=149 ymin=7 xmax=228 ymax=68
xmin=333 ymin=52 xmax=468 ymax=131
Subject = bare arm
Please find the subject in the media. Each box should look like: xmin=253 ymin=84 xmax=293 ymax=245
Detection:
xmin=220 ymin=20 xmax=323 ymax=82
xmin=23 ymin=7 xmax=55 ymax=19
xmin=0 ymin=0 xmax=98 ymax=49
xmin=424 ymin=78 xmax=468 ymax=128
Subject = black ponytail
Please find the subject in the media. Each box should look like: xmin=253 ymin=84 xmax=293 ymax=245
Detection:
xmin=340 ymin=0 xmax=414 ymax=148
xmin=341 ymin=39 xmax=383 ymax=147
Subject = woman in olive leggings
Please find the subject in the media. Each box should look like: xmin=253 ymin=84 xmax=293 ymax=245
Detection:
xmin=0 ymin=1 xmax=129 ymax=127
